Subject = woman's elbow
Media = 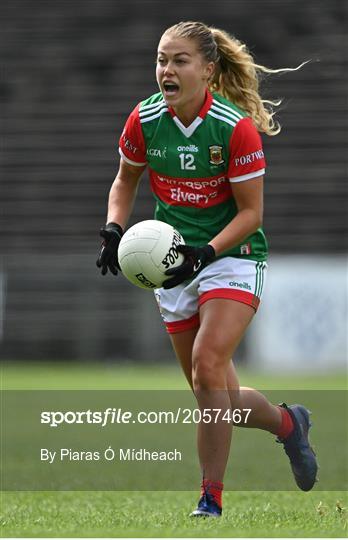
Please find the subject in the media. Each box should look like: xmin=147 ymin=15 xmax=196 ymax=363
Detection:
xmin=249 ymin=208 xmax=263 ymax=231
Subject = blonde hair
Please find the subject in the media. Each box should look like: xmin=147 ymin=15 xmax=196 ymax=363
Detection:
xmin=163 ymin=21 xmax=305 ymax=136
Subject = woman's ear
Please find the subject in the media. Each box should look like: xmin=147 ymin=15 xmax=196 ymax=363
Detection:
xmin=203 ymin=61 xmax=215 ymax=81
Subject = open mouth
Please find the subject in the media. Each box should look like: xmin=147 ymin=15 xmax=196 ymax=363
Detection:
xmin=163 ymin=82 xmax=180 ymax=96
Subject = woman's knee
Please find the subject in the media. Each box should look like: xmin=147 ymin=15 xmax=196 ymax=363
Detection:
xmin=192 ymin=342 xmax=226 ymax=391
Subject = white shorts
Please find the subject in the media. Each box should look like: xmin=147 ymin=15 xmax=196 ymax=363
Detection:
xmin=154 ymin=257 xmax=267 ymax=334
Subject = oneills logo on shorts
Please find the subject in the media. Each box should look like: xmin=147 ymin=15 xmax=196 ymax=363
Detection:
xmin=229 ymin=280 xmax=252 ymax=291
xmin=209 ymin=145 xmax=224 ymax=165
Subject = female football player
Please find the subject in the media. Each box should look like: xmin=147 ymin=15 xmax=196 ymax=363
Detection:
xmin=97 ymin=21 xmax=317 ymax=517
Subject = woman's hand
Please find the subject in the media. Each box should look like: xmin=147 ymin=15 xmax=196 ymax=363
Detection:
xmin=96 ymin=222 xmax=123 ymax=276
xmin=163 ymin=244 xmax=215 ymax=289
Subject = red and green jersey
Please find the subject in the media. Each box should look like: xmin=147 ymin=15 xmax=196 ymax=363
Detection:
xmin=119 ymin=90 xmax=268 ymax=261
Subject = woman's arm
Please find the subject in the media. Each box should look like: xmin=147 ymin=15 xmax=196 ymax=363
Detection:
xmin=96 ymin=159 xmax=146 ymax=275
xmin=209 ymin=177 xmax=264 ymax=256
xmin=106 ymin=158 xmax=146 ymax=228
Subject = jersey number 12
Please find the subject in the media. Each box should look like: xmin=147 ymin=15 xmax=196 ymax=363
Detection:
xmin=179 ymin=153 xmax=196 ymax=170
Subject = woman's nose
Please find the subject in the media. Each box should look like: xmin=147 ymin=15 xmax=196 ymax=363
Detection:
xmin=164 ymin=62 xmax=175 ymax=75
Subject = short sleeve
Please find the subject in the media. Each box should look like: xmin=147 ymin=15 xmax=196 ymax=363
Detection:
xmin=228 ymin=117 xmax=266 ymax=182
xmin=118 ymin=104 xmax=147 ymax=166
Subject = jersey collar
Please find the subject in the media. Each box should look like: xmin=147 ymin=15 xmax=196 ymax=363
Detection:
xmin=167 ymin=90 xmax=213 ymax=138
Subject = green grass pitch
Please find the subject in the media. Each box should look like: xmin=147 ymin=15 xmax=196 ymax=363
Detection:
xmin=1 ymin=362 xmax=347 ymax=538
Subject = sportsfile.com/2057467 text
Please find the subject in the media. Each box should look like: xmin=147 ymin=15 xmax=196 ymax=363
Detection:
xmin=40 ymin=407 xmax=252 ymax=427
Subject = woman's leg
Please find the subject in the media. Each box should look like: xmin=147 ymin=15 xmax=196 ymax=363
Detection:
xmin=226 ymin=362 xmax=281 ymax=433
xmin=169 ymin=327 xmax=197 ymax=390
xmin=170 ymin=313 xmax=283 ymax=436
xmin=169 ymin=300 xmax=316 ymax=498
xmin=190 ymin=298 xmax=256 ymax=482
xmin=171 ymin=323 xmax=231 ymax=481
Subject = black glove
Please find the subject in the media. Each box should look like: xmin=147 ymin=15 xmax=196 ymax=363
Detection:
xmin=163 ymin=244 xmax=216 ymax=289
xmin=96 ymin=222 xmax=123 ymax=275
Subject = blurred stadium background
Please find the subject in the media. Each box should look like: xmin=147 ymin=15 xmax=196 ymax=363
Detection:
xmin=1 ymin=0 xmax=347 ymax=372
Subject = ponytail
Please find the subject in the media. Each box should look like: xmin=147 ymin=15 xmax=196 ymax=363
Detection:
xmin=210 ymin=28 xmax=306 ymax=136
xmin=163 ymin=22 xmax=306 ymax=136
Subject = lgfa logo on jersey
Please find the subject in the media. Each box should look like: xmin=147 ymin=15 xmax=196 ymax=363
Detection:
xmin=147 ymin=147 xmax=167 ymax=159
xmin=209 ymin=145 xmax=224 ymax=165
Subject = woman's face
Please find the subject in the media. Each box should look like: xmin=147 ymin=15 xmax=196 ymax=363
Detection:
xmin=156 ymin=34 xmax=214 ymax=115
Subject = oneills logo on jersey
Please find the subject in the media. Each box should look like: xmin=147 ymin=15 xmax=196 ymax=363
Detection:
xmin=209 ymin=145 xmax=224 ymax=165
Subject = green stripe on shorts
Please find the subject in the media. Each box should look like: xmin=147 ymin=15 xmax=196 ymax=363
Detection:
xmin=255 ymin=262 xmax=266 ymax=298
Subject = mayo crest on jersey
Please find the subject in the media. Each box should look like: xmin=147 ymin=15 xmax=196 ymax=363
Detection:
xmin=119 ymin=90 xmax=268 ymax=261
